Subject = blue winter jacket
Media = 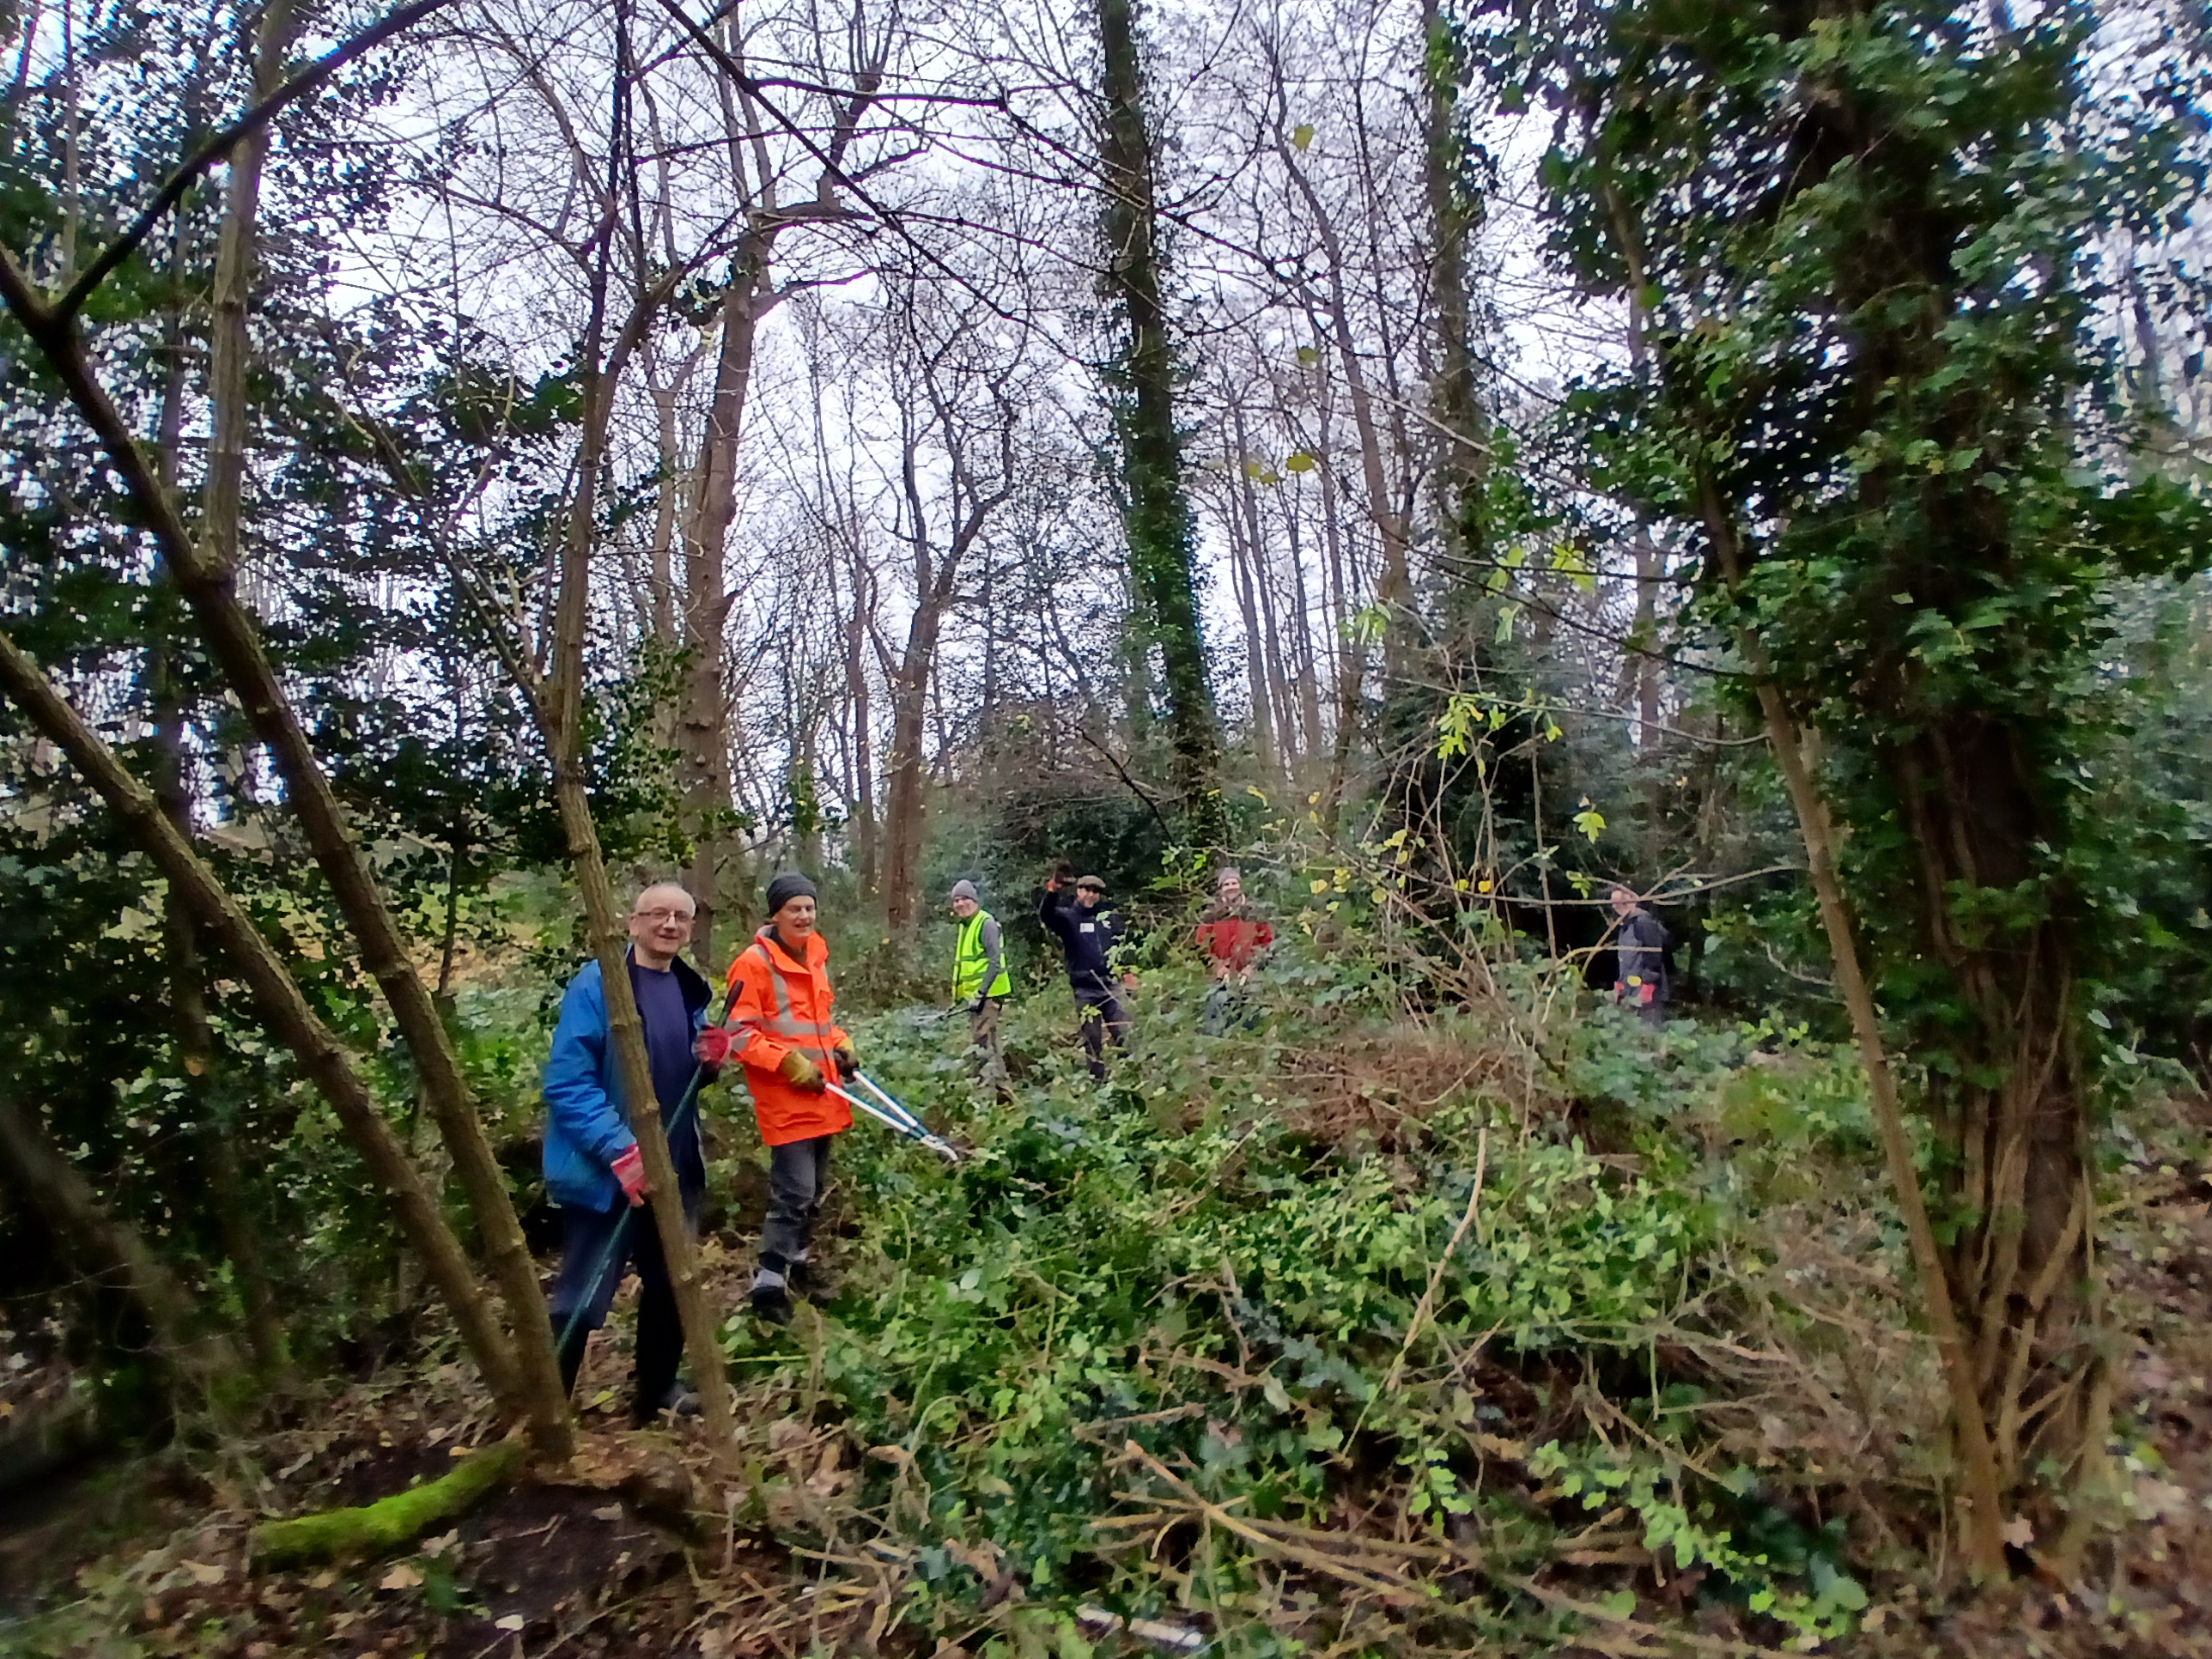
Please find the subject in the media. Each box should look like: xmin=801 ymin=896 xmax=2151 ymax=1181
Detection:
xmin=541 ymin=951 xmax=713 ymax=1211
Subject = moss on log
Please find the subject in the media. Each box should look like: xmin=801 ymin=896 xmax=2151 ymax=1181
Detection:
xmin=251 ymin=1439 xmax=523 ymax=1570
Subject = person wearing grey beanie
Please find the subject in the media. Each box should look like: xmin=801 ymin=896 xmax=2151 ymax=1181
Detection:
xmin=948 ymin=880 xmax=1012 ymax=1100
xmin=764 ymin=871 xmax=817 ymax=917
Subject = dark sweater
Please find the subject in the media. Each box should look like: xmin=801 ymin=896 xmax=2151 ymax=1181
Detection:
xmin=1038 ymin=888 xmax=1124 ymax=994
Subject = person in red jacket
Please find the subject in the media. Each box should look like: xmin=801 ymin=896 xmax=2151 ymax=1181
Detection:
xmin=1194 ymin=867 xmax=1273 ymax=1035
xmin=718 ymin=872 xmax=857 ymax=1324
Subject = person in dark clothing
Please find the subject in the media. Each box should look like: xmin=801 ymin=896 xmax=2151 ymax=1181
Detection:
xmin=1608 ymin=884 xmax=1672 ymax=1028
xmin=541 ymin=881 xmax=714 ymax=1424
xmin=1038 ymin=872 xmax=1134 ymax=1079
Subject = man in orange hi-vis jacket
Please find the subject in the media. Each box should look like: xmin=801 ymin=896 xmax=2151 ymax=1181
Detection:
xmin=704 ymin=872 xmax=857 ymax=1324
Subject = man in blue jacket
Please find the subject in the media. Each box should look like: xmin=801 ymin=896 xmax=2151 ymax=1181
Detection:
xmin=541 ymin=881 xmax=714 ymax=1425
xmin=1038 ymin=872 xmax=1135 ymax=1079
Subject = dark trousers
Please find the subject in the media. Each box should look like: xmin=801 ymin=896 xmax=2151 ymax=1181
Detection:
xmin=549 ymin=1191 xmax=697 ymax=1413
xmin=761 ymin=1135 xmax=834 ymax=1269
xmin=1075 ymin=988 xmax=1130 ymax=1079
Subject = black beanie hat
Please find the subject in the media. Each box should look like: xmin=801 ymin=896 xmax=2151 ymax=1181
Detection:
xmin=765 ymin=872 xmax=818 ymax=915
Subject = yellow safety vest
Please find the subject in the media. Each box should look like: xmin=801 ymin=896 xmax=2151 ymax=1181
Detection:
xmin=953 ymin=909 xmax=1012 ymax=1000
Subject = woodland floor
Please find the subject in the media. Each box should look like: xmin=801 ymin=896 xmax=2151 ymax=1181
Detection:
xmin=5 ymin=1032 xmax=2212 ymax=1658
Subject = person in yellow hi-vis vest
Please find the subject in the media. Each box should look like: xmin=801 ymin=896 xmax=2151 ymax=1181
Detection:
xmin=948 ymin=880 xmax=1013 ymax=1098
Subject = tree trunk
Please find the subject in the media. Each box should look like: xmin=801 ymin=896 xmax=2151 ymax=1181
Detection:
xmin=0 ymin=1088 xmax=242 ymax=1407
xmin=881 ymin=638 xmax=937 ymax=933
xmin=538 ymin=50 xmax=740 ymax=1468
xmin=845 ymin=550 xmax=878 ymax=896
xmin=680 ymin=252 xmax=766 ymax=969
xmin=0 ymin=630 xmax=529 ymax=1430
xmin=1218 ymin=434 xmax=1278 ymax=785
xmin=1094 ymin=0 xmax=1223 ymax=844
xmin=1893 ymin=725 xmax=2094 ymax=1494
xmin=1420 ymin=0 xmax=1489 ymax=585
xmin=1694 ymin=478 xmax=2013 ymax=1578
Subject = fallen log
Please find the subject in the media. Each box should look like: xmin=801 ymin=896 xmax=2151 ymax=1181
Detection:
xmin=250 ymin=1440 xmax=523 ymax=1570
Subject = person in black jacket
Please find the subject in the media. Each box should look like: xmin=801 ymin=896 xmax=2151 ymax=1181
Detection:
xmin=1038 ymin=872 xmax=1135 ymax=1079
xmin=1608 ymin=884 xmax=1672 ymax=1027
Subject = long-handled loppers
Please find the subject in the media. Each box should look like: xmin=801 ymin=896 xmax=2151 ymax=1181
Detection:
xmin=829 ymin=1071 xmax=963 ymax=1164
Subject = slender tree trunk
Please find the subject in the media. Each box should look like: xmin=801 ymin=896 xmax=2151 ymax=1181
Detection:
xmin=881 ymin=632 xmax=938 ymax=932
xmin=845 ymin=551 xmax=878 ymax=896
xmin=0 ymin=78 xmax=574 ymax=1465
xmin=535 ymin=33 xmax=739 ymax=1468
xmin=680 ymin=252 xmax=766 ymax=968
xmin=0 ymin=631 xmax=528 ymax=1428
xmin=1094 ymin=0 xmax=1223 ymax=843
xmin=1278 ymin=132 xmax=1414 ymax=676
xmin=1420 ymin=0 xmax=1487 ymax=573
xmin=0 ymin=1090 xmax=242 ymax=1401
xmin=1219 ymin=433 xmax=1278 ymax=786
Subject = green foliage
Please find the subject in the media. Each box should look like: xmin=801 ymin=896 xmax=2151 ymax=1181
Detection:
xmin=713 ymin=954 xmax=1868 ymax=1645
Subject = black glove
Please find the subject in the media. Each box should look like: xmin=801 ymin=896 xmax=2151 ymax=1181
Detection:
xmin=834 ymin=1038 xmax=861 ymax=1081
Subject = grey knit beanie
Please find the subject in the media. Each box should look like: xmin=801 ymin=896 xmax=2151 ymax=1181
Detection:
xmin=764 ymin=872 xmax=818 ymax=915
xmin=949 ymin=879 xmax=979 ymax=902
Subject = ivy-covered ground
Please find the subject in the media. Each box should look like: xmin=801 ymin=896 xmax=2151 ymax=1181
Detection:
xmin=8 ymin=942 xmax=2212 ymax=1657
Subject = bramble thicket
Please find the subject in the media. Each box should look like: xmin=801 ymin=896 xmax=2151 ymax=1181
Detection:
xmin=0 ymin=0 xmax=2209 ymax=1656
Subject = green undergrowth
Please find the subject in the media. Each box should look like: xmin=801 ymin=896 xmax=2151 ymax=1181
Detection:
xmin=716 ymin=962 xmax=1881 ymax=1653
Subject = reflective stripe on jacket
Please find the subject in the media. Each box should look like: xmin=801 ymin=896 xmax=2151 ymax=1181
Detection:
xmin=952 ymin=909 xmax=1012 ymax=1000
xmin=725 ymin=927 xmax=851 ymax=1147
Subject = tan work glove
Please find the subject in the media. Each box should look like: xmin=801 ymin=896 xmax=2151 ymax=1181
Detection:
xmin=778 ymin=1049 xmax=826 ymax=1092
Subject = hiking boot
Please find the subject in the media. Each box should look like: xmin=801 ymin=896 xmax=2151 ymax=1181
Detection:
xmin=788 ymin=1256 xmax=816 ymax=1299
xmin=633 ymin=1383 xmax=702 ymax=1427
xmin=750 ymin=1267 xmax=793 ymax=1325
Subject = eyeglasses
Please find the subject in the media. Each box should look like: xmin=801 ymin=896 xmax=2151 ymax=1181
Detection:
xmin=632 ymin=908 xmax=696 ymax=925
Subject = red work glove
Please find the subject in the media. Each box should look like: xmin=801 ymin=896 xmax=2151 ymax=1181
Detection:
xmin=611 ymin=1143 xmax=649 ymax=1208
xmin=695 ymin=1025 xmax=734 ymax=1068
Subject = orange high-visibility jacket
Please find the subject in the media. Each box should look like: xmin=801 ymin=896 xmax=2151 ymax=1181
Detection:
xmin=724 ymin=927 xmax=852 ymax=1146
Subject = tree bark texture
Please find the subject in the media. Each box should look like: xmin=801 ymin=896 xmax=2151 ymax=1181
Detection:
xmin=1094 ymin=0 xmax=1224 ymax=844
xmin=1419 ymin=0 xmax=1486 ymax=571
xmin=679 ymin=252 xmax=764 ymax=969
xmin=1694 ymin=481 xmax=2013 ymax=1578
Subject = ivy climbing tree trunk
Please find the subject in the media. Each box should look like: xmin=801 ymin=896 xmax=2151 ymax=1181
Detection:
xmin=1517 ymin=0 xmax=2194 ymax=1570
xmin=1094 ymin=0 xmax=1224 ymax=848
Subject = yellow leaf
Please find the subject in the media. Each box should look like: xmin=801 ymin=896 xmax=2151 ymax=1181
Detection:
xmin=1310 ymin=878 xmax=1330 ymax=895
xmin=1291 ymin=122 xmax=1316 ymax=149
xmin=1479 ymin=878 xmax=1493 ymax=894
xmin=1285 ymin=451 xmax=1316 ymax=473
xmin=1369 ymin=889 xmax=1388 ymax=905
